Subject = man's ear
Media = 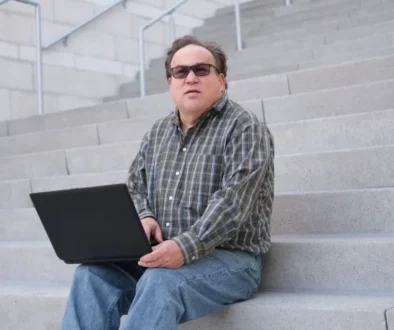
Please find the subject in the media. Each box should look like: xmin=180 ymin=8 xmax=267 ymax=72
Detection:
xmin=219 ymin=73 xmax=226 ymax=91
xmin=168 ymin=77 xmax=172 ymax=86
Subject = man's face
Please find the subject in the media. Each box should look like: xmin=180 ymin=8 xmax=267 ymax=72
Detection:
xmin=168 ymin=44 xmax=225 ymax=115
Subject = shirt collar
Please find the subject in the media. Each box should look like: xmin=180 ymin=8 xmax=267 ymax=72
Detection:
xmin=171 ymin=91 xmax=229 ymax=127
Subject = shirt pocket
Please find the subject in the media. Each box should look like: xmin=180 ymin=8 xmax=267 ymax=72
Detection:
xmin=185 ymin=154 xmax=224 ymax=214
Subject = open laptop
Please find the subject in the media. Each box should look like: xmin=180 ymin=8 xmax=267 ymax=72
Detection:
xmin=30 ymin=183 xmax=153 ymax=264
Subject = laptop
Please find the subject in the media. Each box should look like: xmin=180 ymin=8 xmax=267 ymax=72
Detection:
xmin=30 ymin=183 xmax=153 ymax=264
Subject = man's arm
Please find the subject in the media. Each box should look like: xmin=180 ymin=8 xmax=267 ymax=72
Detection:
xmin=172 ymin=122 xmax=274 ymax=264
xmin=127 ymin=132 xmax=156 ymax=220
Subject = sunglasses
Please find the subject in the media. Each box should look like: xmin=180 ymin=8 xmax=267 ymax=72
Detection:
xmin=169 ymin=63 xmax=220 ymax=79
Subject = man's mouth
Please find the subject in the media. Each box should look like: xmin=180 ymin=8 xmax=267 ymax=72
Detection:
xmin=185 ymin=90 xmax=200 ymax=94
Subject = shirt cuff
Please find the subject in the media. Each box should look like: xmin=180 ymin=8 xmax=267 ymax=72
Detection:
xmin=138 ymin=210 xmax=156 ymax=221
xmin=172 ymin=230 xmax=208 ymax=264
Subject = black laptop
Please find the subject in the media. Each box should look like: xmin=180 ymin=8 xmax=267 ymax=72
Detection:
xmin=30 ymin=183 xmax=153 ymax=264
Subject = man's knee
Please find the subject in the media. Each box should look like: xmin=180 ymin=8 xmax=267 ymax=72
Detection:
xmin=73 ymin=264 xmax=113 ymax=283
xmin=137 ymin=268 xmax=183 ymax=297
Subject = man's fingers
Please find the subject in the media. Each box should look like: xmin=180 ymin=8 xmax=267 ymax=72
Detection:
xmin=140 ymin=249 xmax=162 ymax=263
xmin=154 ymin=226 xmax=163 ymax=243
xmin=152 ymin=245 xmax=161 ymax=251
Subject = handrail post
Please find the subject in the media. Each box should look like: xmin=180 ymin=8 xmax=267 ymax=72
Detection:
xmin=35 ymin=3 xmax=44 ymax=114
xmin=234 ymin=0 xmax=243 ymax=51
xmin=139 ymin=27 xmax=146 ymax=98
xmin=12 ymin=0 xmax=44 ymax=115
xmin=286 ymin=0 xmax=292 ymax=6
xmin=168 ymin=14 xmax=176 ymax=44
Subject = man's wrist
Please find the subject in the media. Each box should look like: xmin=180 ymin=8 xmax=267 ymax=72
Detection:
xmin=172 ymin=231 xmax=205 ymax=264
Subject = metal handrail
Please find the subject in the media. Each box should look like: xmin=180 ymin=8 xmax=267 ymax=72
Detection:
xmin=138 ymin=0 xmax=244 ymax=98
xmin=1 ymin=0 xmax=43 ymax=114
xmin=43 ymin=0 xmax=129 ymax=49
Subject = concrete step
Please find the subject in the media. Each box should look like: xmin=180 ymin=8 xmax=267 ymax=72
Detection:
xmin=276 ymin=144 xmax=394 ymax=192
xmin=0 ymin=121 xmax=7 ymax=137
xmin=261 ymin=234 xmax=394 ymax=292
xmin=1 ymin=283 xmax=393 ymax=330
xmin=199 ymin=4 xmax=394 ymax=50
xmin=35 ymin=106 xmax=392 ymax=155
xmin=5 ymin=100 xmax=129 ymax=136
xmin=0 ymin=208 xmax=47 ymax=241
xmin=325 ymin=18 xmax=394 ymax=44
xmin=272 ymin=109 xmax=394 ymax=154
xmin=1 ymin=142 xmax=392 ymax=206
xmin=214 ymin=0 xmax=281 ymax=17
xmin=122 ymin=49 xmax=394 ymax=100
xmin=0 ymin=179 xmax=31 ymax=208
xmin=272 ymin=188 xmax=394 ymax=235
xmin=0 ymin=125 xmax=99 ymax=158
xmin=62 ymin=144 xmax=394 ymax=192
xmin=0 ymin=281 xmax=69 ymax=330
xmin=31 ymin=170 xmax=127 ymax=196
xmin=0 ymin=172 xmax=126 ymax=208
xmin=65 ymin=141 xmax=140 ymax=175
xmin=0 ymin=150 xmax=67 ymax=181
xmin=1 ymin=234 xmax=393 ymax=292
xmin=263 ymin=79 xmax=394 ymax=123
xmin=2 ymin=187 xmax=393 ymax=241
xmin=119 ymin=39 xmax=394 ymax=98
xmin=313 ymin=32 xmax=394 ymax=58
xmin=299 ymin=46 xmax=394 ymax=70
xmin=0 ymin=241 xmax=76 ymax=283
xmin=244 ymin=9 xmax=394 ymax=48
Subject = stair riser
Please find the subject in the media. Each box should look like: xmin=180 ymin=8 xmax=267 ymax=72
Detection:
xmin=1 ymin=238 xmax=393 ymax=292
xmin=2 ymin=188 xmax=393 ymax=240
xmin=264 ymin=79 xmax=394 ymax=123
xmin=261 ymin=238 xmax=394 ymax=292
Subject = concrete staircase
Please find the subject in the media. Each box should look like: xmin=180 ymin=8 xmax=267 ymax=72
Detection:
xmin=1 ymin=0 xmax=394 ymax=329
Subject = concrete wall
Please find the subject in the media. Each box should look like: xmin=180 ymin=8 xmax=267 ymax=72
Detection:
xmin=0 ymin=0 xmax=247 ymax=120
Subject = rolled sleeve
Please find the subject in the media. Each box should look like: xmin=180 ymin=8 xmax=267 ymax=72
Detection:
xmin=127 ymin=132 xmax=156 ymax=220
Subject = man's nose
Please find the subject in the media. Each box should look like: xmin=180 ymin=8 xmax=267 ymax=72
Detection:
xmin=185 ymin=69 xmax=199 ymax=83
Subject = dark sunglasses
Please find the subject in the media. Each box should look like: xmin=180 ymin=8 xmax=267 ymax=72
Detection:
xmin=169 ymin=63 xmax=220 ymax=79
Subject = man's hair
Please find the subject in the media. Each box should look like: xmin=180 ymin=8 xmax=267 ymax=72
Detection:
xmin=164 ymin=35 xmax=228 ymax=89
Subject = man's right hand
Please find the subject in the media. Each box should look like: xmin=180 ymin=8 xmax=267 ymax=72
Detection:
xmin=141 ymin=217 xmax=163 ymax=244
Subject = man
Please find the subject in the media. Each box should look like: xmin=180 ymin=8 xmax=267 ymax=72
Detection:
xmin=62 ymin=35 xmax=275 ymax=330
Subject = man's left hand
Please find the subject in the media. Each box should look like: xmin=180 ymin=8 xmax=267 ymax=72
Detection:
xmin=138 ymin=240 xmax=185 ymax=269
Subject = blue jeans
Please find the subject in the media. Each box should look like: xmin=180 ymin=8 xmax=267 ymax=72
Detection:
xmin=61 ymin=249 xmax=262 ymax=330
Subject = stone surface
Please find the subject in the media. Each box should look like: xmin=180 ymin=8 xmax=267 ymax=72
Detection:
xmin=65 ymin=142 xmax=140 ymax=174
xmin=31 ymin=171 xmax=127 ymax=195
xmin=271 ymin=109 xmax=394 ymax=154
xmin=0 ymin=179 xmax=31 ymax=208
xmin=7 ymin=101 xmax=128 ymax=135
xmin=0 ymin=125 xmax=99 ymax=157
xmin=0 ymin=209 xmax=46 ymax=241
xmin=263 ymin=79 xmax=394 ymax=124
xmin=272 ymin=188 xmax=394 ymax=234
xmin=275 ymin=145 xmax=394 ymax=192
xmin=0 ymin=150 xmax=68 ymax=180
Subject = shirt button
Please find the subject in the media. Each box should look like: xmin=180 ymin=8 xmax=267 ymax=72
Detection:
xmin=182 ymin=148 xmax=186 ymax=152
xmin=169 ymin=196 xmax=173 ymax=200
xmin=165 ymin=222 xmax=170 ymax=227
xmin=175 ymin=171 xmax=180 ymax=176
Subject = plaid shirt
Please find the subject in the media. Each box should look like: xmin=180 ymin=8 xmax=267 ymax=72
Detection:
xmin=127 ymin=92 xmax=275 ymax=264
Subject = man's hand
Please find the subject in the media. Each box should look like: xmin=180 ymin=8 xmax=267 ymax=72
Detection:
xmin=141 ymin=217 xmax=163 ymax=244
xmin=138 ymin=240 xmax=185 ymax=269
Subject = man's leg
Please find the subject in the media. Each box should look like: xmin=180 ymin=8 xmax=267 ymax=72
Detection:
xmin=121 ymin=249 xmax=262 ymax=330
xmin=61 ymin=262 xmax=144 ymax=330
